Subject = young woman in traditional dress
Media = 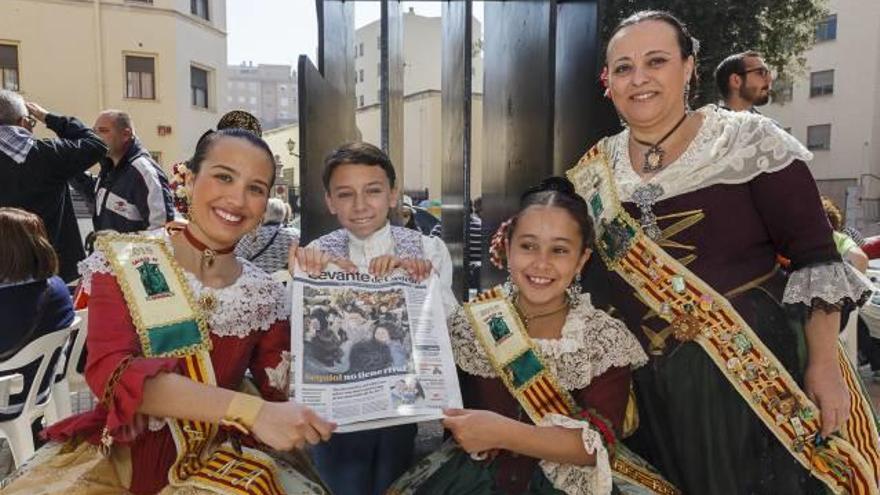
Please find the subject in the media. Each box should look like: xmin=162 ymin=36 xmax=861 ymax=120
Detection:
xmin=1 ymin=128 xmax=334 ymax=494
xmin=389 ymin=177 xmax=676 ymax=495
xmin=566 ymin=10 xmax=879 ymax=494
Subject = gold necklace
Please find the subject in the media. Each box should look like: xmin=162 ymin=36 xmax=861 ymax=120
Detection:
xmin=514 ymin=296 xmax=570 ymax=326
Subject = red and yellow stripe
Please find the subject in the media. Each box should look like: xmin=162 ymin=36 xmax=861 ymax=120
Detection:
xmin=572 ymin=146 xmax=880 ymax=494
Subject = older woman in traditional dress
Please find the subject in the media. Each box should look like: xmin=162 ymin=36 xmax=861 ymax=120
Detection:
xmin=566 ymin=10 xmax=879 ymax=495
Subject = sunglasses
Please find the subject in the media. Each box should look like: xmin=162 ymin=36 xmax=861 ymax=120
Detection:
xmin=24 ymin=115 xmax=37 ymax=128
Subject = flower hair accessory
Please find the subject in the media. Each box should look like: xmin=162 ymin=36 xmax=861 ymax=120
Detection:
xmin=489 ymin=218 xmax=513 ymax=270
xmin=169 ymin=161 xmax=192 ymax=218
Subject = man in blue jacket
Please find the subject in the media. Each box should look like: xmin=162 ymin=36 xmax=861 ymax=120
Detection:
xmin=0 ymin=90 xmax=108 ymax=282
xmin=72 ymin=110 xmax=173 ymax=233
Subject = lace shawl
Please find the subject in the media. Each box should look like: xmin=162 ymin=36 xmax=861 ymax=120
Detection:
xmin=608 ymin=105 xmax=812 ymax=203
xmin=450 ymin=293 xmax=647 ymax=390
xmin=605 ymin=105 xmax=871 ymax=311
xmin=77 ymin=231 xmax=289 ymax=339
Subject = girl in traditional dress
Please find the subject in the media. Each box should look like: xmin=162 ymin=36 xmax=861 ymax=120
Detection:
xmin=1 ymin=128 xmax=334 ymax=494
xmin=566 ymin=10 xmax=878 ymax=494
xmin=389 ymin=177 xmax=673 ymax=495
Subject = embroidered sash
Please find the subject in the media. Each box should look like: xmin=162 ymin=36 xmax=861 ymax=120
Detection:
xmin=465 ymin=287 xmax=680 ymax=495
xmin=567 ymin=144 xmax=880 ymax=495
xmin=96 ymin=234 xmax=288 ymax=494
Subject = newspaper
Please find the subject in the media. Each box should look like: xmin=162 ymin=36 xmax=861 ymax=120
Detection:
xmin=290 ymin=269 xmax=462 ymax=433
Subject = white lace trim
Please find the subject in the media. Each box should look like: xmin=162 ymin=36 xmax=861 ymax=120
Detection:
xmin=608 ymin=105 xmax=813 ymax=203
xmin=77 ymin=249 xmax=113 ymax=294
xmin=186 ymin=261 xmax=288 ymax=337
xmin=147 ymin=415 xmax=166 ymax=432
xmin=265 ymin=351 xmax=292 ymax=392
xmin=782 ymin=261 xmax=872 ymax=308
xmin=77 ymin=232 xmax=289 ymax=339
xmin=451 ymin=293 xmax=647 ymax=390
xmin=537 ymin=413 xmax=612 ymax=495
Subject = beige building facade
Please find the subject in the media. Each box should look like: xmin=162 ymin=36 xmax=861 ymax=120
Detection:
xmin=762 ymin=0 xmax=880 ymax=231
xmin=0 ymin=0 xmax=228 ymax=169
xmin=354 ymin=11 xmax=484 ymax=201
xmin=262 ymin=123 xmax=300 ymax=199
xmin=356 ymin=91 xmax=483 ymax=201
xmin=355 ymin=9 xmax=483 ymax=108
xmin=226 ymin=62 xmax=297 ymax=130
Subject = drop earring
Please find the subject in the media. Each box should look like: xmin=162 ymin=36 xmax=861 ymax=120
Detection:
xmin=684 ymin=82 xmax=692 ymax=112
xmin=566 ymin=274 xmax=582 ymax=308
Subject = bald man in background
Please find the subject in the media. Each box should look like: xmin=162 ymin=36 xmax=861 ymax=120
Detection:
xmin=71 ymin=110 xmax=173 ymax=233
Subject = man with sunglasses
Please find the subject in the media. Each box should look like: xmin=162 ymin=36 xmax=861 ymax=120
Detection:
xmin=0 ymin=89 xmax=108 ymax=282
xmin=715 ymin=50 xmax=775 ymax=112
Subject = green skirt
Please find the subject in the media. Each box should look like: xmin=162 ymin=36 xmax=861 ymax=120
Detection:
xmin=389 ymin=440 xmax=667 ymax=495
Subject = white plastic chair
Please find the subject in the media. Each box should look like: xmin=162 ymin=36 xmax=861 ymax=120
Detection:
xmin=48 ymin=313 xmax=87 ymax=422
xmin=0 ymin=327 xmax=72 ymax=468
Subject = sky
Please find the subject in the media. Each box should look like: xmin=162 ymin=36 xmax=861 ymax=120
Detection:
xmin=226 ymin=1 xmax=482 ymax=68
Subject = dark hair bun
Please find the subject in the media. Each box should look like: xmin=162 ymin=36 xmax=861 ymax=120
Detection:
xmin=522 ymin=176 xmax=577 ymax=201
xmin=511 ymin=175 xmax=594 ymax=249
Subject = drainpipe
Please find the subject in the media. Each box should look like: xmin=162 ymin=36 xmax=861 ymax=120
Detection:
xmin=93 ymin=0 xmax=105 ymax=110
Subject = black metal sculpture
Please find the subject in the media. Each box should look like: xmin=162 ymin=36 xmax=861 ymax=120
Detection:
xmin=299 ymin=0 xmax=614 ymax=297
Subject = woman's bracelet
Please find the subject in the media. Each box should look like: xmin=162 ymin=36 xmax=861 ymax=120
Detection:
xmin=220 ymin=392 xmax=265 ymax=435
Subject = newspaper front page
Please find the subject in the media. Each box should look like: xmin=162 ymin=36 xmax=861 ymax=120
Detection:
xmin=291 ymin=269 xmax=462 ymax=433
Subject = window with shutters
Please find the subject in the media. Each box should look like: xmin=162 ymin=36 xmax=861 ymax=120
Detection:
xmin=807 ymin=124 xmax=832 ymax=150
xmin=191 ymin=0 xmax=209 ymax=21
xmin=125 ymin=55 xmax=155 ymax=99
xmin=810 ymin=70 xmax=834 ymax=97
xmin=191 ymin=66 xmax=209 ymax=108
xmin=0 ymin=44 xmax=19 ymax=91
xmin=815 ymin=14 xmax=837 ymax=42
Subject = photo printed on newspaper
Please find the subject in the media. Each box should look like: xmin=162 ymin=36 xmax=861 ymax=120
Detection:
xmin=290 ymin=268 xmax=462 ymax=432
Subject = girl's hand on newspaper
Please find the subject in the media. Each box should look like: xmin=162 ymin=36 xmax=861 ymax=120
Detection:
xmin=252 ymin=401 xmax=336 ymax=451
xmin=289 ymin=242 xmax=356 ymax=276
xmin=442 ymin=408 xmax=511 ymax=454
xmin=400 ymin=258 xmax=433 ymax=281
xmin=368 ymin=255 xmax=433 ymax=281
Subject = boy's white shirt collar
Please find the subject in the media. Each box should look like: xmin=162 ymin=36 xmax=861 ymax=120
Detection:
xmin=347 ymin=221 xmax=393 ymax=268
xmin=336 ymin=220 xmax=460 ymax=317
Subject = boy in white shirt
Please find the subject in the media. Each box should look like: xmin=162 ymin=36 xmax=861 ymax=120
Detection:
xmin=295 ymin=142 xmax=457 ymax=495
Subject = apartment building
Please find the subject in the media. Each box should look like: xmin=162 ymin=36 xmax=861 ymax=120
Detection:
xmin=354 ymin=9 xmax=484 ymax=199
xmin=0 ymin=0 xmax=228 ymax=168
xmin=763 ymin=0 xmax=880 ymax=231
xmin=226 ymin=62 xmax=297 ymax=130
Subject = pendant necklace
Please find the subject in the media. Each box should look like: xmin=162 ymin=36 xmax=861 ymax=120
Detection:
xmin=631 ymin=112 xmax=689 ymax=173
xmin=514 ymin=296 xmax=570 ymax=327
xmin=181 ymin=227 xmax=235 ymax=268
